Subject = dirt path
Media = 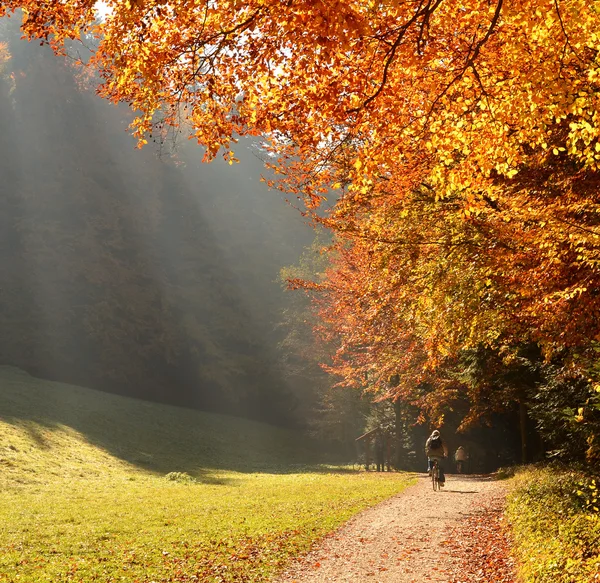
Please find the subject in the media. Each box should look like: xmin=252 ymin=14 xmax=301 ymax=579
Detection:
xmin=274 ymin=474 xmax=510 ymax=583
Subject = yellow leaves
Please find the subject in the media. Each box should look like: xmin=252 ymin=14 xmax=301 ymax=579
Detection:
xmin=124 ymin=0 xmax=145 ymax=9
xmin=8 ymin=0 xmax=600 ymax=218
xmin=226 ymin=150 xmax=239 ymax=165
xmin=0 ymin=42 xmax=10 ymax=70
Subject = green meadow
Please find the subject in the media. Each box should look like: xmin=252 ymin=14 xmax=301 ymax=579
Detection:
xmin=0 ymin=366 xmax=413 ymax=582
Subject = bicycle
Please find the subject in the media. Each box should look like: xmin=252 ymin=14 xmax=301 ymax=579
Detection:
xmin=431 ymin=459 xmax=441 ymax=491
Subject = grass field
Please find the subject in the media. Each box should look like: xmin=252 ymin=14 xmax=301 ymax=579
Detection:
xmin=0 ymin=366 xmax=414 ymax=582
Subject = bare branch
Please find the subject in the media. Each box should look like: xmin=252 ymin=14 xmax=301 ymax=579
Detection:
xmin=553 ymin=0 xmax=585 ymax=63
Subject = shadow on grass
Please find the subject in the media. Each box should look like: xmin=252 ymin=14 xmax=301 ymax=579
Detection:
xmin=0 ymin=367 xmax=361 ymax=479
xmin=447 ymin=474 xmax=500 ymax=481
xmin=196 ymin=474 xmax=242 ymax=486
xmin=19 ymin=420 xmax=52 ymax=450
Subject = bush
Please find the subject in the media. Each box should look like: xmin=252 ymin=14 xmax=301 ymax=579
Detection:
xmin=164 ymin=471 xmax=197 ymax=484
xmin=507 ymin=466 xmax=600 ymax=582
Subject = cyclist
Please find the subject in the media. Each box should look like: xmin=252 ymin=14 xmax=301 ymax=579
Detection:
xmin=425 ymin=430 xmax=448 ymax=487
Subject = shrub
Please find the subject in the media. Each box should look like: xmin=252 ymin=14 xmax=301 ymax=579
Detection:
xmin=164 ymin=471 xmax=197 ymax=484
xmin=507 ymin=467 xmax=600 ymax=582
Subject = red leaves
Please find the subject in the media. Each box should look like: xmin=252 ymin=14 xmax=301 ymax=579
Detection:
xmin=447 ymin=494 xmax=516 ymax=583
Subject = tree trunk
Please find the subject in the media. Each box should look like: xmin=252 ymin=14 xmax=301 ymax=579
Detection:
xmin=386 ymin=435 xmax=392 ymax=471
xmin=394 ymin=399 xmax=403 ymax=469
xmin=519 ymin=400 xmax=528 ymax=464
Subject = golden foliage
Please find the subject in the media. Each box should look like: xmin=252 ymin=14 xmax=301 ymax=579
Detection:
xmin=7 ymin=0 xmax=600 ymax=417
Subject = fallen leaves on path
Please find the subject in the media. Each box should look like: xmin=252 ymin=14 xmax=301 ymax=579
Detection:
xmin=276 ymin=476 xmax=510 ymax=583
xmin=447 ymin=493 xmax=516 ymax=583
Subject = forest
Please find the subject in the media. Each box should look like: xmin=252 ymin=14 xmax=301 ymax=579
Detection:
xmin=0 ymin=19 xmax=316 ymax=426
xmin=0 ymin=2 xmax=600 ymax=582
xmin=0 ymin=0 xmax=599 ymax=468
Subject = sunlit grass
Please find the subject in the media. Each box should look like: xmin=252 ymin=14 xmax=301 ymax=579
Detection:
xmin=507 ymin=466 xmax=600 ymax=583
xmin=0 ymin=367 xmax=415 ymax=582
xmin=0 ymin=472 xmax=412 ymax=582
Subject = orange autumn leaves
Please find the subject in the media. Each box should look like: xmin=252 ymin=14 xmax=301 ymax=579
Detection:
xmin=4 ymin=0 xmax=600 ymax=396
xmin=4 ymin=1 xmax=597 ymax=169
xmin=3 ymin=1 xmax=600 ymax=194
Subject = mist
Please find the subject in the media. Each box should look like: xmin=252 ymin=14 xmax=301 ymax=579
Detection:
xmin=0 ymin=24 xmax=313 ymax=426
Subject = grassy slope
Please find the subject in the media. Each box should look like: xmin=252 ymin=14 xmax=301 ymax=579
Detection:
xmin=0 ymin=366 xmax=414 ymax=582
xmin=507 ymin=466 xmax=600 ymax=583
xmin=0 ymin=365 xmax=319 ymax=484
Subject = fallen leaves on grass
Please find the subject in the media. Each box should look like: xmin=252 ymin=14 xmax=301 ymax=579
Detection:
xmin=188 ymin=531 xmax=307 ymax=583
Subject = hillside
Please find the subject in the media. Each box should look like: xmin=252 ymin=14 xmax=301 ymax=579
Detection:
xmin=0 ymin=367 xmax=413 ymax=583
xmin=0 ymin=366 xmax=317 ymax=487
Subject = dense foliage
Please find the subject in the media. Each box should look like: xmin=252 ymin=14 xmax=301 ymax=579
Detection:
xmin=507 ymin=466 xmax=600 ymax=582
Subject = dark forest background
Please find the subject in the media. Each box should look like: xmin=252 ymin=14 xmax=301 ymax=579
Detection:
xmin=0 ymin=22 xmax=320 ymax=426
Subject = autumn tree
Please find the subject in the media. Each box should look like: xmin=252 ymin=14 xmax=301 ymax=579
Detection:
xmin=6 ymin=0 xmax=600 ymax=458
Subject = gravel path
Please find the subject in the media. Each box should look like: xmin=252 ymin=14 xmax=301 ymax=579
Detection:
xmin=274 ymin=474 xmax=509 ymax=583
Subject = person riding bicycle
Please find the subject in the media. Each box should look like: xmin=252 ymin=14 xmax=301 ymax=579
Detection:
xmin=425 ymin=430 xmax=448 ymax=487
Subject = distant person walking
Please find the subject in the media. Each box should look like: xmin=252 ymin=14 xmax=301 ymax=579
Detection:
xmin=454 ymin=445 xmax=468 ymax=474
xmin=425 ymin=430 xmax=448 ymax=486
